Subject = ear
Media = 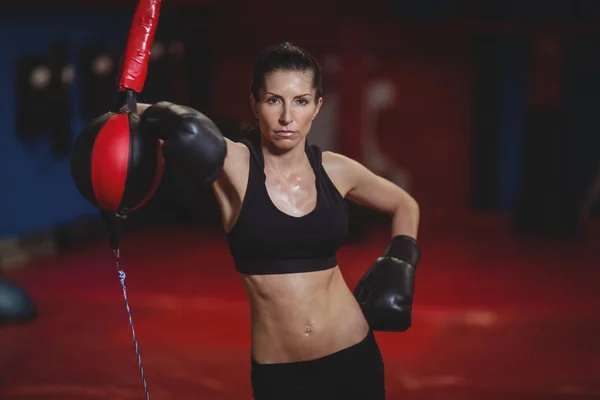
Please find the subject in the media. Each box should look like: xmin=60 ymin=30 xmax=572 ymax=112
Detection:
xmin=312 ymin=97 xmax=323 ymax=120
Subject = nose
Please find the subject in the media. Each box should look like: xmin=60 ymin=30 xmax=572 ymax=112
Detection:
xmin=279 ymin=106 xmax=292 ymax=126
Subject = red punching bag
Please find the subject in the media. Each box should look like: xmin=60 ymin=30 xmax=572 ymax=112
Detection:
xmin=70 ymin=104 xmax=164 ymax=214
xmin=68 ymin=3 xmax=163 ymax=399
xmin=71 ymin=0 xmax=164 ymax=215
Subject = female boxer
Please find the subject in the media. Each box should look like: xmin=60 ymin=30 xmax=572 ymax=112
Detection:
xmin=136 ymin=42 xmax=420 ymax=399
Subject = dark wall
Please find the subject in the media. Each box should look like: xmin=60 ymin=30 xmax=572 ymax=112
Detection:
xmin=1 ymin=4 xmax=599 ymax=239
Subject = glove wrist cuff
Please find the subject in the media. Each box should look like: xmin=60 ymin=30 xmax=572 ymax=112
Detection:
xmin=383 ymin=235 xmax=420 ymax=267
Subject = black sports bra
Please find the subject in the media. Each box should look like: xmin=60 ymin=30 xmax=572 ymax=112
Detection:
xmin=225 ymin=139 xmax=349 ymax=275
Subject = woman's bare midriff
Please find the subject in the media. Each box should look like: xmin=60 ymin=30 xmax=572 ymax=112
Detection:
xmin=241 ymin=266 xmax=370 ymax=364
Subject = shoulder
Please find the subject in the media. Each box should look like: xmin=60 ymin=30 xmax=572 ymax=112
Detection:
xmin=226 ymin=137 xmax=250 ymax=152
xmin=322 ymin=151 xmax=363 ymax=174
xmin=212 ymin=137 xmax=251 ymax=215
xmin=217 ymin=137 xmax=250 ymax=185
xmin=224 ymin=137 xmax=250 ymax=162
xmin=322 ymin=150 xmax=381 ymax=186
xmin=321 ymin=151 xmax=364 ymax=196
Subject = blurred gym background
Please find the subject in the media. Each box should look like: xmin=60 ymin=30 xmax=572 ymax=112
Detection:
xmin=1 ymin=0 xmax=599 ymax=399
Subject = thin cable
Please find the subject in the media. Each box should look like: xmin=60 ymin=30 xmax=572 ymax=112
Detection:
xmin=114 ymin=248 xmax=150 ymax=400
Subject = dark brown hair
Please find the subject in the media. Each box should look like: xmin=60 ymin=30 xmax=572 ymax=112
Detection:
xmin=250 ymin=42 xmax=323 ymax=102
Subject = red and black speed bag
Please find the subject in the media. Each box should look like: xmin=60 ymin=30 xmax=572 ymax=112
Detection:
xmin=70 ymin=112 xmax=164 ymax=214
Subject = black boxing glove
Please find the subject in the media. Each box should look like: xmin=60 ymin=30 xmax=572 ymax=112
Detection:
xmin=353 ymin=235 xmax=420 ymax=332
xmin=139 ymin=101 xmax=227 ymax=185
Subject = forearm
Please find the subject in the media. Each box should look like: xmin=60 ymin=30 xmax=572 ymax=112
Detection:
xmin=391 ymin=196 xmax=419 ymax=239
xmin=356 ymin=194 xmax=420 ymax=332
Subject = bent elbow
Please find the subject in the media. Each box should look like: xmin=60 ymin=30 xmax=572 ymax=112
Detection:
xmin=402 ymin=192 xmax=419 ymax=217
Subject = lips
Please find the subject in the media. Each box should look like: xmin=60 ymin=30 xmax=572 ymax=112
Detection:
xmin=274 ymin=130 xmax=295 ymax=137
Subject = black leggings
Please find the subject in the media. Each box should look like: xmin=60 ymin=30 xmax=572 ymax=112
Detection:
xmin=250 ymin=330 xmax=385 ymax=400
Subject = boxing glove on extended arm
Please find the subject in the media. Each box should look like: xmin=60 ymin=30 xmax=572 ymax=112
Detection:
xmin=139 ymin=101 xmax=227 ymax=185
xmin=353 ymin=235 xmax=420 ymax=332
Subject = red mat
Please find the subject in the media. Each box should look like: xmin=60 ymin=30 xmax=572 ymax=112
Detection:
xmin=1 ymin=224 xmax=599 ymax=399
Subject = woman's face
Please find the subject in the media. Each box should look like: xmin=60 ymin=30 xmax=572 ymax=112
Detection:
xmin=251 ymin=70 xmax=322 ymax=152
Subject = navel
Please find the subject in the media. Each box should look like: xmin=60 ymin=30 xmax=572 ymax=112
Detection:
xmin=303 ymin=325 xmax=313 ymax=336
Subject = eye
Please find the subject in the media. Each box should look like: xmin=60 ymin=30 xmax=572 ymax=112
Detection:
xmin=266 ymin=97 xmax=280 ymax=105
xmin=296 ymin=98 xmax=309 ymax=105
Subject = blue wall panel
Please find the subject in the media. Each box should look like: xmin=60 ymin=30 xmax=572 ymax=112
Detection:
xmin=0 ymin=7 xmax=132 ymax=237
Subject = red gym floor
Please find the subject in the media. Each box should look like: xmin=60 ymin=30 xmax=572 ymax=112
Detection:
xmin=1 ymin=218 xmax=599 ymax=399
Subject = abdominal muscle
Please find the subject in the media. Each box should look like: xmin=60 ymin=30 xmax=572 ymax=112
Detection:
xmin=241 ymin=266 xmax=370 ymax=364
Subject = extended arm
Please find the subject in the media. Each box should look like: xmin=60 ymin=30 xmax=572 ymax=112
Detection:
xmin=136 ymin=102 xmax=249 ymax=231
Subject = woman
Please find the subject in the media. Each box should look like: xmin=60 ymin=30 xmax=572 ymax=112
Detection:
xmin=137 ymin=42 xmax=420 ymax=399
